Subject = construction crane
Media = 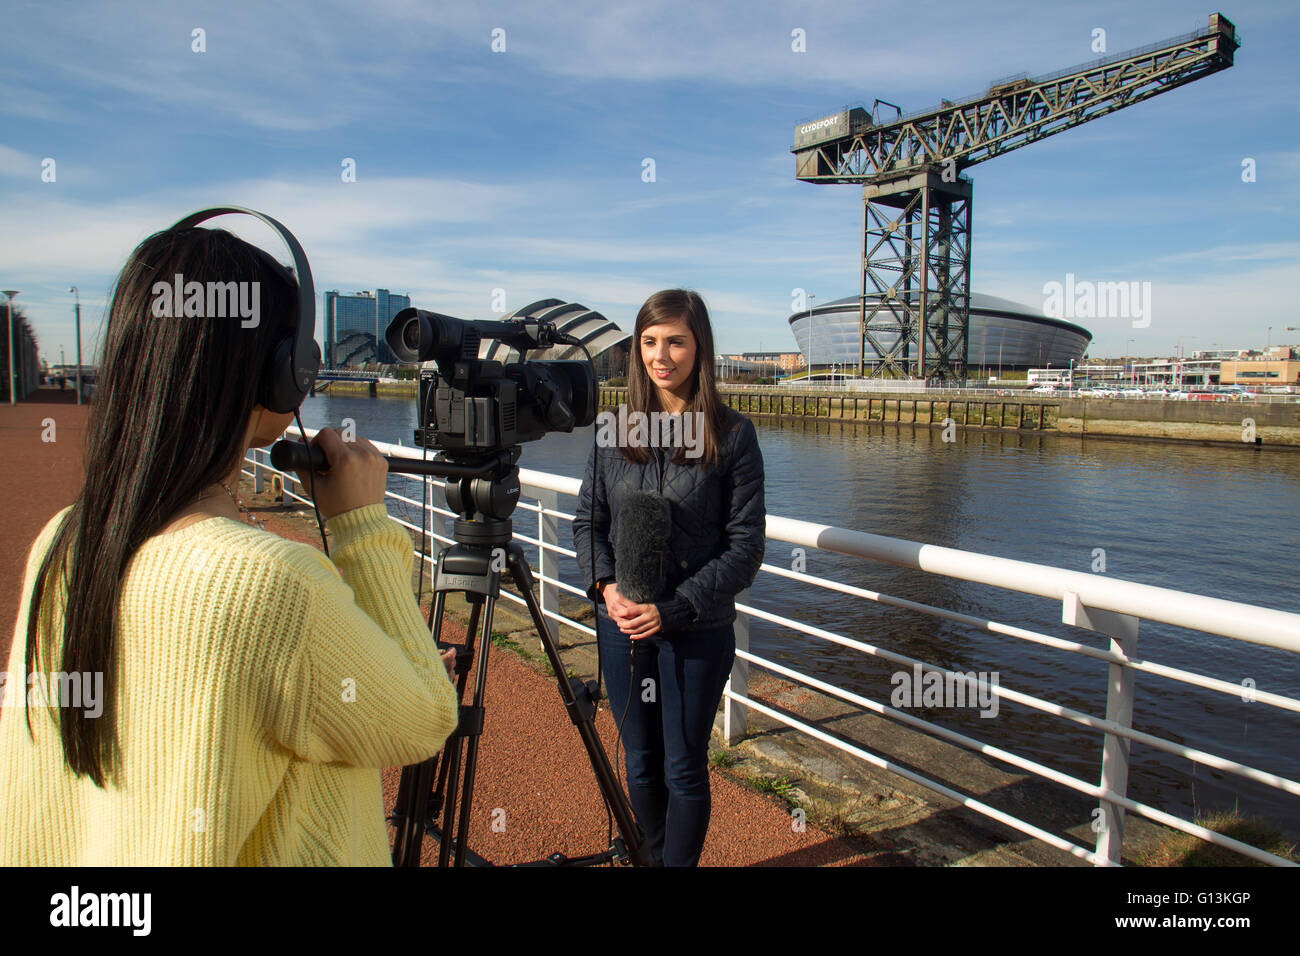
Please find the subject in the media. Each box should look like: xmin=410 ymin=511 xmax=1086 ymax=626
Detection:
xmin=793 ymin=12 xmax=1240 ymax=382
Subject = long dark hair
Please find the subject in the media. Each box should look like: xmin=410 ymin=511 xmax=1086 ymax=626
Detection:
xmin=24 ymin=225 xmax=298 ymax=787
xmin=623 ymin=289 xmax=727 ymax=468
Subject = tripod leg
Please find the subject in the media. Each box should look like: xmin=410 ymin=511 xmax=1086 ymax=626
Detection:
xmin=435 ymin=594 xmax=483 ymax=868
xmin=392 ymin=585 xmax=449 ymax=865
xmin=503 ymin=544 xmax=649 ymax=866
xmin=451 ymin=592 xmax=496 ymax=866
xmin=393 ymin=568 xmax=491 ymax=867
xmin=391 ymin=585 xmax=469 ymax=867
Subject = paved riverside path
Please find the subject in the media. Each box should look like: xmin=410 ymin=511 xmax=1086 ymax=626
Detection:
xmin=0 ymin=391 xmax=871 ymax=867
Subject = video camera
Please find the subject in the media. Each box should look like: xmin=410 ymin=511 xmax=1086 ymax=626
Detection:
xmin=385 ymin=307 xmax=597 ymax=453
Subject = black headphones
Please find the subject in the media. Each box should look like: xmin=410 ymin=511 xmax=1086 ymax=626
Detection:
xmin=168 ymin=206 xmax=321 ymax=413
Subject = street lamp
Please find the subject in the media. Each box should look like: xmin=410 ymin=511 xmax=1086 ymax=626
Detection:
xmin=69 ymin=286 xmax=83 ymax=405
xmin=2 ymin=290 xmax=18 ymax=406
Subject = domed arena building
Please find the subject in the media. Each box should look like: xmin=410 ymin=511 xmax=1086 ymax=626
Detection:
xmin=788 ymin=292 xmax=1091 ymax=375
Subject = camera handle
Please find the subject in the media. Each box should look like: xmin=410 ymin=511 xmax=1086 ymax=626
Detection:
xmin=270 ymin=439 xmax=513 ymax=482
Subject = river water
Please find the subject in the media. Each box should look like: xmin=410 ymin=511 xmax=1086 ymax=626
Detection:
xmin=296 ymin=391 xmax=1300 ymax=844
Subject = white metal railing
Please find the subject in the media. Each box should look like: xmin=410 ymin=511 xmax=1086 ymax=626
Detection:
xmin=245 ymin=427 xmax=1300 ymax=868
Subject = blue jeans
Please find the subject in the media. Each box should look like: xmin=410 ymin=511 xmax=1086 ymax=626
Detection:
xmin=596 ymin=606 xmax=736 ymax=867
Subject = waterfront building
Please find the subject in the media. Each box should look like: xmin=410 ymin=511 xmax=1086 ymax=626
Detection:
xmin=734 ymin=352 xmax=806 ymax=374
xmin=324 ymin=289 xmax=412 ymax=366
xmin=1220 ymin=347 xmax=1300 ymax=387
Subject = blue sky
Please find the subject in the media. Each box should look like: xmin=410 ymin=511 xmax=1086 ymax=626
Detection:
xmin=2 ymin=0 xmax=1297 ymax=362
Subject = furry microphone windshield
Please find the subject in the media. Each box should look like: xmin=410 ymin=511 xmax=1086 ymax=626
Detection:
xmin=614 ymin=489 xmax=672 ymax=603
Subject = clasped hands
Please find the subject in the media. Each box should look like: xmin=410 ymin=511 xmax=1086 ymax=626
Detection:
xmin=602 ymin=581 xmax=662 ymax=639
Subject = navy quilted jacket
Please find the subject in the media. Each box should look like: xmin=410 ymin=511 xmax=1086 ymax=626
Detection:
xmin=573 ymin=405 xmax=766 ymax=633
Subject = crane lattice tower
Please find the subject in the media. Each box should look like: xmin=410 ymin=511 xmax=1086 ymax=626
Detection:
xmin=792 ymin=12 xmax=1239 ymax=382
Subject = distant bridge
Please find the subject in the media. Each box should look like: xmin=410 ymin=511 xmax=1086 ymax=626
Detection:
xmin=316 ymin=368 xmax=380 ymax=382
xmin=313 ymin=368 xmax=382 ymax=395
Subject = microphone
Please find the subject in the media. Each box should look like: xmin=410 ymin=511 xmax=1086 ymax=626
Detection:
xmin=615 ymin=489 xmax=670 ymax=670
xmin=614 ymin=490 xmax=671 ymax=604
xmin=551 ymin=329 xmax=584 ymax=347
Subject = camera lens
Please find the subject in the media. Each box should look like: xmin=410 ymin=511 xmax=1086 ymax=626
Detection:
xmin=402 ymin=319 xmax=421 ymax=353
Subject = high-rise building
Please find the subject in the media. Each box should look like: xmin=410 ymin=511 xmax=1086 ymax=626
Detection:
xmin=323 ymin=289 xmax=411 ymax=366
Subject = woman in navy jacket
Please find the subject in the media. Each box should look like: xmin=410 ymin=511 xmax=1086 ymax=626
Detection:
xmin=573 ymin=289 xmax=765 ymax=866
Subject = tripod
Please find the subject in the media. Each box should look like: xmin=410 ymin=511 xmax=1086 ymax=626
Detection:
xmin=388 ymin=450 xmax=649 ymax=867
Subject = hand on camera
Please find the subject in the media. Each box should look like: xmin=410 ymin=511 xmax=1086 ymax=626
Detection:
xmin=604 ymin=582 xmax=662 ymax=639
xmin=292 ymin=427 xmax=388 ymax=521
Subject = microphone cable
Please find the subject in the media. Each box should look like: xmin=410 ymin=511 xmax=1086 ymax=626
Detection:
xmin=418 ymin=402 xmax=433 ymax=617
xmin=294 ymin=407 xmax=330 ymax=558
xmin=574 ymin=342 xmax=619 ymax=859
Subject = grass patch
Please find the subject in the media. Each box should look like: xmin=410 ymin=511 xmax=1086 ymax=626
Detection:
xmin=746 ymin=774 xmax=801 ymax=808
xmin=488 ymin=630 xmax=554 ymax=675
xmin=1137 ymin=809 xmax=1299 ymax=866
xmin=710 ymin=750 xmax=740 ymax=770
xmin=489 ymin=630 xmax=520 ymax=652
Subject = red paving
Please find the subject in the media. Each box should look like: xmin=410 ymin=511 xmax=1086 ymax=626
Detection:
xmin=1 ymin=391 xmax=871 ymax=866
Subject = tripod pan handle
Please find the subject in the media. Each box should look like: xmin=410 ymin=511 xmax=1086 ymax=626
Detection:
xmin=271 ymin=438 xmax=329 ymax=474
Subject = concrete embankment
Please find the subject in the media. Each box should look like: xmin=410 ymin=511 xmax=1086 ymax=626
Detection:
xmin=593 ymin=386 xmax=1300 ymax=449
xmin=1057 ymin=396 xmax=1300 ymax=446
xmin=315 ymin=380 xmax=417 ymax=398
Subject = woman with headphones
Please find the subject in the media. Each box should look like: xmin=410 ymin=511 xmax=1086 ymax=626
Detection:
xmin=0 ymin=213 xmax=459 ymax=865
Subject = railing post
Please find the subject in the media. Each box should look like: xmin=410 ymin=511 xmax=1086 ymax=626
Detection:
xmin=418 ymin=479 xmax=441 ymax=590
xmin=535 ymin=488 xmax=559 ymax=631
xmin=252 ymin=452 xmax=265 ymax=494
xmin=725 ymin=588 xmax=750 ymax=744
xmin=1063 ymin=591 xmax=1139 ymax=866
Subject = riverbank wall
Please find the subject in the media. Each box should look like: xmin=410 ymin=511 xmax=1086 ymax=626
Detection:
xmin=598 ymin=387 xmax=1300 ymax=449
xmin=320 ymin=380 xmax=1300 ymax=448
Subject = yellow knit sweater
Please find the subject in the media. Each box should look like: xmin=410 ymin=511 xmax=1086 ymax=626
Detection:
xmin=0 ymin=502 xmax=459 ymax=865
